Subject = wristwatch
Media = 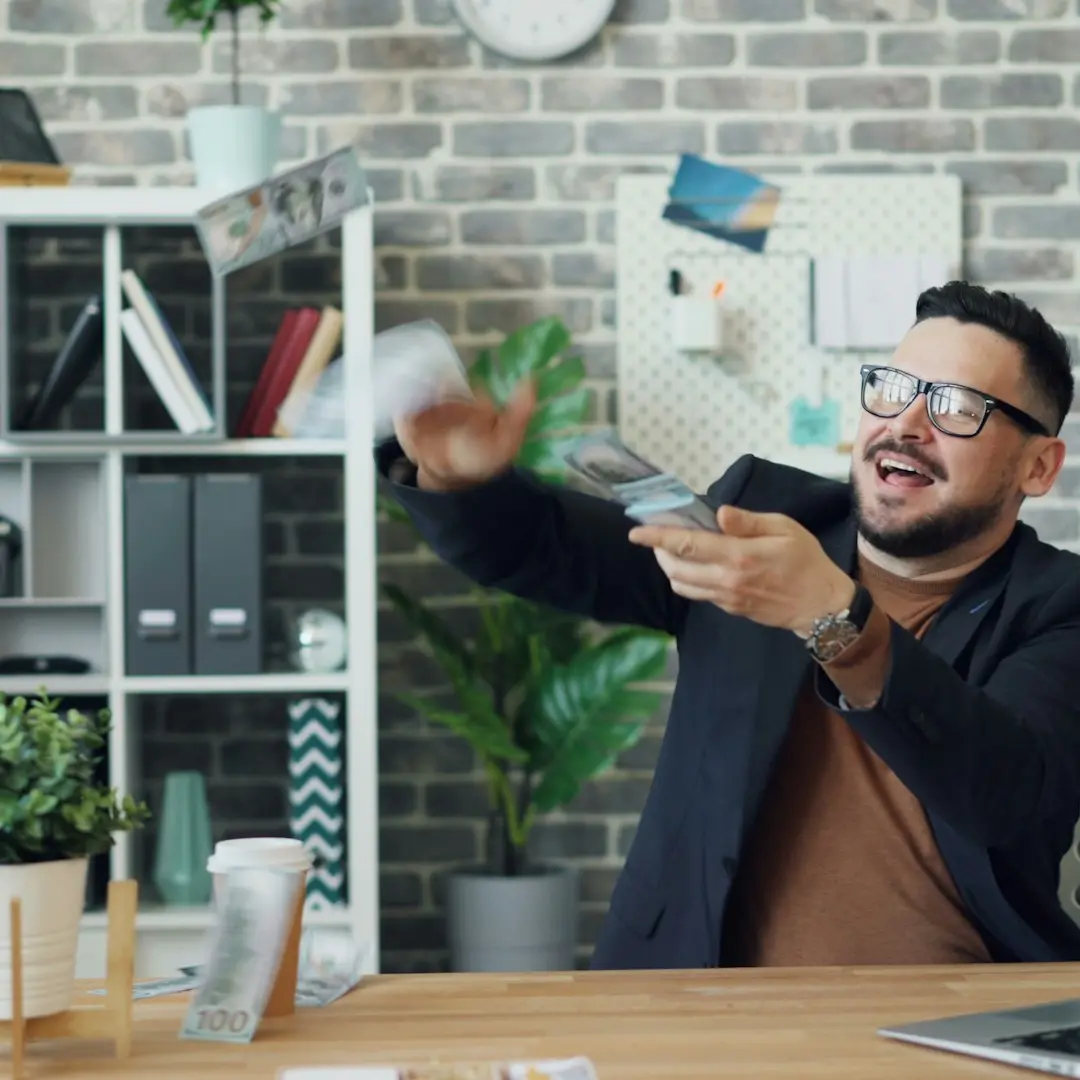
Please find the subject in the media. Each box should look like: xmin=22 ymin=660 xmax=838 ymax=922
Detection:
xmin=803 ymin=584 xmax=873 ymax=663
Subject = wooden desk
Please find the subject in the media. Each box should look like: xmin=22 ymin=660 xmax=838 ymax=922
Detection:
xmin=10 ymin=964 xmax=1080 ymax=1079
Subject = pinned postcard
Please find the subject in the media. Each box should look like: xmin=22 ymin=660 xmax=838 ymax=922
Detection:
xmin=662 ymin=155 xmax=780 ymax=254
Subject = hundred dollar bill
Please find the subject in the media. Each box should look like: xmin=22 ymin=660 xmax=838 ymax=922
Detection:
xmin=193 ymin=141 xmax=371 ymax=277
xmin=277 ymin=1057 xmax=599 ymax=1080
xmin=179 ymin=867 xmax=302 ymax=1044
xmin=563 ymin=430 xmax=720 ymax=532
xmin=87 ymin=972 xmax=200 ymax=1000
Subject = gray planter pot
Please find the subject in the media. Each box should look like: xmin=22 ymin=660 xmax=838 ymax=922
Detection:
xmin=446 ymin=864 xmax=580 ymax=972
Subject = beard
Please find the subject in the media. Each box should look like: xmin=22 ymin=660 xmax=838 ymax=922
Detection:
xmin=852 ymin=474 xmax=1012 ymax=560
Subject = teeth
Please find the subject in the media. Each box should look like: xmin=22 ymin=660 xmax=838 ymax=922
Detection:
xmin=880 ymin=457 xmax=925 ymax=477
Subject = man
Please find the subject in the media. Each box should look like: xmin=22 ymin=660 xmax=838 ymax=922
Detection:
xmin=377 ymin=281 xmax=1080 ymax=969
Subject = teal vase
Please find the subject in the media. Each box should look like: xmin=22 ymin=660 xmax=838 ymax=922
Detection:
xmin=152 ymin=770 xmax=213 ymax=905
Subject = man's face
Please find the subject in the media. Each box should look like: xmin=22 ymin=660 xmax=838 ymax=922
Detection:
xmin=851 ymin=316 xmax=1054 ymax=560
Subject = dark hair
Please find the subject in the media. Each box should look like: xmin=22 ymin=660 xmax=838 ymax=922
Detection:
xmin=915 ymin=280 xmax=1074 ymax=434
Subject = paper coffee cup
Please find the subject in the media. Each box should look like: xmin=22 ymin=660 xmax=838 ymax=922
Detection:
xmin=207 ymin=837 xmax=311 ymax=1017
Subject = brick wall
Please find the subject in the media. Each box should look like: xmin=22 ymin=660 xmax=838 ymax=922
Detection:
xmin=6 ymin=0 xmax=1080 ymax=971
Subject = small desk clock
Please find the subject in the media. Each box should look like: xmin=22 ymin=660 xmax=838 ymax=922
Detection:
xmin=451 ymin=0 xmax=617 ymax=62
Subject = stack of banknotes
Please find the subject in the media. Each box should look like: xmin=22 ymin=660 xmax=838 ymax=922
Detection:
xmin=563 ymin=429 xmax=720 ymax=532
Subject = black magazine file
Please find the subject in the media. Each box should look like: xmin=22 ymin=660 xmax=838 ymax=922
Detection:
xmin=0 ymin=87 xmax=59 ymax=164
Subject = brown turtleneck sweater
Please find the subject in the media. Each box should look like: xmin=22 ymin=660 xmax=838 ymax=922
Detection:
xmin=721 ymin=553 xmax=991 ymax=967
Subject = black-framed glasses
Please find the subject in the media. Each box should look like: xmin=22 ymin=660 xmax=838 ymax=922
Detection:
xmin=859 ymin=365 xmax=1050 ymax=439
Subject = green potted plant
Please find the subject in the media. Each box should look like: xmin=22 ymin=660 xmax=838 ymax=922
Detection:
xmin=382 ymin=317 xmax=671 ymax=971
xmin=166 ymin=0 xmax=283 ymax=191
xmin=0 ymin=693 xmax=149 ymax=1019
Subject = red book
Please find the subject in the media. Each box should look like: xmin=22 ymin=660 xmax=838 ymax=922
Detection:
xmin=249 ymin=307 xmax=322 ymax=437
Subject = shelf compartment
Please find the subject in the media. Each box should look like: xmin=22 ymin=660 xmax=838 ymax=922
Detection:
xmin=0 ymin=459 xmax=28 ymax=598
xmin=0 ymin=603 xmax=107 ymax=673
xmin=28 ymin=458 xmax=106 ymax=600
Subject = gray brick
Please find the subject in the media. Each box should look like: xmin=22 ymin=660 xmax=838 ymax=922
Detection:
xmin=317 ymin=122 xmax=441 ymax=159
xmin=1015 ymin=291 xmax=1080 ymax=331
xmin=11 ymin=0 xmax=134 ymax=31
xmin=460 ymin=210 xmax=587 ymax=245
xmin=807 ymin=76 xmax=930 ymax=109
xmin=717 ymin=122 xmax=839 ymax=155
xmin=1009 ymin=29 xmax=1080 ymax=63
xmin=349 ymin=34 xmax=468 ymax=68
xmin=529 ymin=822 xmax=608 ymax=859
xmin=677 ymin=77 xmax=797 ymax=111
xmin=51 ymin=130 xmax=176 ymax=167
xmin=373 ymin=210 xmax=452 ymax=246
xmin=568 ymin=776 xmax=653 ymax=815
xmin=146 ymin=82 xmax=270 ymax=116
xmin=454 ymin=121 xmax=574 ymax=157
xmin=748 ymin=31 xmax=867 ymax=66
xmin=1018 ymin=506 xmax=1079 ymax=544
xmin=0 ymin=41 xmax=64 ymax=75
xmin=994 ymin=206 xmax=1080 ymax=241
xmin=850 ymin=119 xmax=976 ymax=152
xmin=542 ymin=76 xmax=664 ymax=111
xmin=986 ymin=118 xmax=1080 ymax=152
xmin=597 ymin=210 xmax=617 ymax=244
xmin=815 ymin=0 xmax=936 ymax=16
xmin=280 ymin=80 xmax=402 ymax=116
xmin=375 ymin=300 xmax=459 ymax=334
xmin=945 ymin=159 xmax=1067 ymax=196
xmin=613 ymin=0 xmax=672 ymax=18
xmin=30 ymin=85 xmax=138 ymax=122
xmin=816 ymin=161 xmax=934 ymax=175
xmin=379 ymin=825 xmax=476 ymax=865
xmin=879 ymin=30 xmax=999 ymax=64
xmin=546 ymin=164 xmax=666 ymax=201
xmin=552 ymin=253 xmax=616 ymax=289
xmin=416 ymin=255 xmax=546 ymax=291
xmin=419 ymin=165 xmax=536 ymax=202
xmin=480 ymin=38 xmax=604 ymax=69
xmin=967 ymin=248 xmax=1073 ymax=283
xmin=414 ymin=76 xmax=530 ymax=113
xmin=948 ymin=0 xmax=1067 ymax=15
xmin=413 ymin=0 xmax=453 ymax=24
xmin=942 ymin=74 xmax=1063 ymax=110
xmin=279 ymin=0 xmax=402 ymax=28
xmin=613 ymin=32 xmax=736 ymax=67
xmin=586 ymin=120 xmax=705 ymax=155
xmin=683 ymin=0 xmax=805 ymax=17
xmin=467 ymin=298 xmax=593 ymax=336
xmin=75 ymin=40 xmax=201 ymax=76
xmin=212 ymin=39 xmax=340 ymax=74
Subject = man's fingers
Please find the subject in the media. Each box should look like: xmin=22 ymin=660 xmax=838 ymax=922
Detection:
xmin=716 ymin=504 xmax=791 ymax=537
xmin=629 ymin=525 xmax=716 ymax=561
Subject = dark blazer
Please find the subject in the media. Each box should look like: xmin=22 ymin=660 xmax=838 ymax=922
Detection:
xmin=377 ymin=440 xmax=1080 ymax=968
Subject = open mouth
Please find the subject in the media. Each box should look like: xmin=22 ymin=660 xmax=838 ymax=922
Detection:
xmin=875 ymin=455 xmax=936 ymax=488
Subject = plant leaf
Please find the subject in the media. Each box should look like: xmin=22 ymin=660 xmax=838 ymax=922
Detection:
xmin=526 ymin=387 xmax=590 ymax=441
xmin=526 ymin=629 xmax=670 ymax=813
xmin=394 ymin=692 xmax=526 ymax=764
xmin=534 ymin=354 xmax=586 ymax=403
xmin=381 ymin=582 xmax=474 ymax=679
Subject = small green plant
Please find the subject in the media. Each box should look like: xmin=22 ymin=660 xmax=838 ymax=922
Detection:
xmin=166 ymin=0 xmax=282 ymax=106
xmin=0 ymin=693 xmax=150 ymax=865
xmin=382 ymin=316 xmax=671 ymax=876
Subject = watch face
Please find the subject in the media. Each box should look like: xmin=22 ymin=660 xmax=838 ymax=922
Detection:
xmin=452 ymin=0 xmax=616 ymax=61
xmin=291 ymin=609 xmax=347 ymax=673
xmin=810 ymin=619 xmax=860 ymax=662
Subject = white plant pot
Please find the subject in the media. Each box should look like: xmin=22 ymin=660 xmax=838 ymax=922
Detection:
xmin=0 ymin=857 xmax=88 ymax=1019
xmin=187 ymin=104 xmax=282 ymax=193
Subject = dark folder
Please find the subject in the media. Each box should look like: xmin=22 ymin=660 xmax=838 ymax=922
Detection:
xmin=124 ymin=474 xmax=192 ymax=675
xmin=193 ymin=473 xmax=262 ymax=674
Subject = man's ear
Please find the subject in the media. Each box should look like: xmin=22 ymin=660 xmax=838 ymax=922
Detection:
xmin=1019 ymin=436 xmax=1066 ymax=498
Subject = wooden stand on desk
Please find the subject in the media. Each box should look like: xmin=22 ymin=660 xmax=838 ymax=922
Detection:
xmin=0 ymin=162 xmax=71 ymax=186
xmin=0 ymin=879 xmax=137 ymax=1080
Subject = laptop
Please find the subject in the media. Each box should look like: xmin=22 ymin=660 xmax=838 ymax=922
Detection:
xmin=880 ymin=998 xmax=1080 ymax=1077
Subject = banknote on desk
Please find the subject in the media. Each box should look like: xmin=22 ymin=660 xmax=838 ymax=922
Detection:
xmin=180 ymin=866 xmax=302 ymax=1043
xmin=194 ymin=141 xmax=370 ymax=277
xmin=278 ymin=1057 xmax=599 ymax=1080
xmin=563 ymin=429 xmax=720 ymax=532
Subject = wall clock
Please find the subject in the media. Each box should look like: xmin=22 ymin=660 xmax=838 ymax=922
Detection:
xmin=452 ymin=0 xmax=617 ymax=62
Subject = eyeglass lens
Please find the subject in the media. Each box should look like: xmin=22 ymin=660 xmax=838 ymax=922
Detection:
xmin=864 ymin=368 xmax=985 ymax=436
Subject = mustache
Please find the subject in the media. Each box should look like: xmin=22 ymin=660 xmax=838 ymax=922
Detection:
xmin=864 ymin=440 xmax=947 ymax=481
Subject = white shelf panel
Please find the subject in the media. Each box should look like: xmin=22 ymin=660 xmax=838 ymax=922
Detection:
xmin=0 ymin=674 xmax=110 ymax=695
xmin=81 ymin=903 xmax=354 ymax=933
xmin=0 ymin=597 xmax=104 ymax=608
xmin=122 ymin=672 xmax=349 ymax=695
xmin=1 ymin=185 xmax=216 ymax=226
xmin=0 ymin=437 xmax=345 ymax=458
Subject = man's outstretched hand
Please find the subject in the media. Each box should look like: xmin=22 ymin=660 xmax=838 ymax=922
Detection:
xmin=628 ymin=504 xmax=856 ymax=636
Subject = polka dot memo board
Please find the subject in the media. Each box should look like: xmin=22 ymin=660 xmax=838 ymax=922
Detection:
xmin=614 ymin=173 xmax=964 ymax=495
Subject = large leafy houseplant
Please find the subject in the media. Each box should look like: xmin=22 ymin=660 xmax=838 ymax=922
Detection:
xmin=0 ymin=693 xmax=150 ymax=865
xmin=167 ymin=0 xmax=282 ymax=106
xmin=382 ymin=317 xmax=671 ymax=877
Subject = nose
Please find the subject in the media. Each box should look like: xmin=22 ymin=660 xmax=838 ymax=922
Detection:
xmin=888 ymin=393 xmax=936 ymax=443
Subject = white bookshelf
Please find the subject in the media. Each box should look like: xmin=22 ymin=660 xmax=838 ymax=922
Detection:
xmin=0 ymin=186 xmax=380 ymax=979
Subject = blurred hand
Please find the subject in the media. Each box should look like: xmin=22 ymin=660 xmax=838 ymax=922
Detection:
xmin=394 ymin=380 xmax=536 ymax=492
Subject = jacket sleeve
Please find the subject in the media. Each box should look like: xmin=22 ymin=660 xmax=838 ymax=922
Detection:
xmin=815 ymin=597 xmax=1080 ymax=849
xmin=376 ymin=440 xmax=755 ymax=636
